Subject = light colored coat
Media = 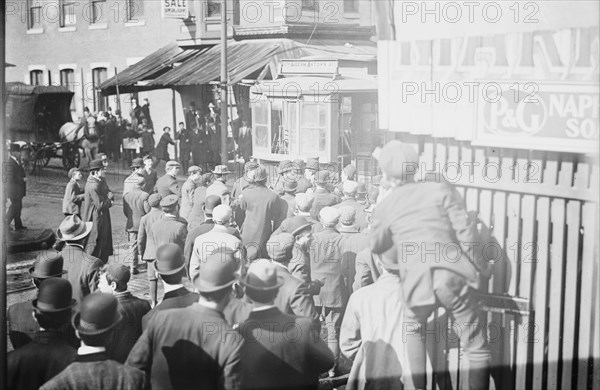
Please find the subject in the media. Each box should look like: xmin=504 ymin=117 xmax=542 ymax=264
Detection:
xmin=180 ymin=177 xmax=196 ymax=220
xmin=189 ymin=224 xmax=243 ymax=282
xmin=340 ymin=273 xmax=408 ymax=390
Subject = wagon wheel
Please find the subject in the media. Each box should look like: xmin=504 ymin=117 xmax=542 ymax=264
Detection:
xmin=62 ymin=143 xmax=81 ymax=170
xmin=36 ymin=148 xmax=51 ymax=168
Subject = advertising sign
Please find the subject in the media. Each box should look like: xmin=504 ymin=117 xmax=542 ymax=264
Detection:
xmin=162 ymin=0 xmax=188 ymax=19
xmin=475 ymin=83 xmax=599 ymax=153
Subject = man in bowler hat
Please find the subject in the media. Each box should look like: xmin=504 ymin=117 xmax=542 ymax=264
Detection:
xmin=142 ymin=244 xmax=198 ymax=330
xmin=7 ymin=252 xmax=70 ymax=349
xmin=127 ymin=247 xmax=243 ymax=390
xmin=239 ymin=259 xmax=333 ymax=390
xmin=41 ymin=293 xmax=145 ymax=390
xmin=5 ymin=143 xmax=27 ymax=230
xmin=8 ymin=279 xmax=78 ymax=390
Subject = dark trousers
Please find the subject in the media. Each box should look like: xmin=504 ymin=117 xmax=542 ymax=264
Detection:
xmin=403 ymin=270 xmax=490 ymax=390
xmin=6 ymin=197 xmax=23 ymax=228
xmin=180 ymin=148 xmax=191 ymax=172
xmin=127 ymin=231 xmax=139 ymax=268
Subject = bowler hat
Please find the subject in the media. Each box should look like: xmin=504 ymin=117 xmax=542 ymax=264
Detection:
xmin=130 ymin=158 xmax=144 ymax=168
xmin=192 ymin=249 xmax=237 ymax=293
xmin=72 ymin=293 xmax=122 ymax=335
xmin=212 ymin=165 xmax=231 ymax=175
xmin=203 ymin=195 xmax=222 ymax=214
xmin=241 ymin=259 xmax=284 ymax=291
xmin=284 ymin=180 xmax=298 ymax=194
xmin=57 ymin=215 xmax=93 ymax=241
xmin=89 ymin=159 xmax=104 ymax=171
xmin=148 ymin=193 xmax=162 ymax=208
xmin=154 ymin=244 xmax=186 ymax=275
xmin=32 ymin=278 xmax=77 ymax=312
xmin=247 ymin=165 xmax=268 ymax=183
xmin=29 ymin=252 xmax=67 ymax=279
xmin=266 ymin=233 xmax=295 ymax=262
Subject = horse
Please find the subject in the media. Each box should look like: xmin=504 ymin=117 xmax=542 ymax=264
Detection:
xmin=59 ymin=120 xmax=99 ymax=166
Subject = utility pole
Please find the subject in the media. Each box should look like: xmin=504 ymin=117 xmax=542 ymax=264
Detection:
xmin=220 ymin=0 xmax=228 ymax=166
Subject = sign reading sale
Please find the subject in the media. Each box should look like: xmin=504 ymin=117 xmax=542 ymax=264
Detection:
xmin=477 ymin=83 xmax=599 ymax=153
xmin=162 ymin=0 xmax=188 ymax=18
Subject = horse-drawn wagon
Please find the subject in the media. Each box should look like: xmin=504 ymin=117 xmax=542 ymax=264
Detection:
xmin=5 ymin=82 xmax=82 ymax=173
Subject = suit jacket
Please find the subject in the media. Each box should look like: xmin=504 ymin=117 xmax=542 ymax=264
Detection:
xmin=274 ymin=264 xmax=318 ymax=319
xmin=184 ymin=220 xmax=241 ymax=267
xmin=222 ymin=297 xmax=252 ymax=329
xmin=238 ymin=183 xmax=285 ymax=260
xmin=61 ymin=244 xmax=103 ymax=305
xmin=140 ymin=168 xmax=158 ymax=194
xmin=150 ymin=214 xmax=187 ymax=253
xmin=5 ymin=157 xmax=26 ymax=199
xmin=340 ymin=273 xmax=406 ymax=390
xmin=370 ymin=181 xmax=481 ymax=311
xmin=81 ymin=175 xmax=113 ymax=261
xmin=8 ymin=330 xmax=77 ymax=390
xmin=156 ymin=173 xmax=180 ymax=198
xmin=123 ymin=188 xmax=150 ymax=232
xmin=239 ymin=307 xmax=333 ymax=390
xmin=189 ymin=224 xmax=243 ymax=282
xmin=41 ymin=352 xmax=146 ymax=390
xmin=138 ymin=208 xmax=163 ymax=260
xmin=142 ymin=287 xmax=199 ymax=330
xmin=310 ymin=227 xmax=347 ymax=308
xmin=340 ymin=230 xmax=369 ymax=295
xmin=180 ymin=177 xmax=196 ymax=220
xmin=186 ymin=185 xmax=207 ymax=230
xmin=128 ymin=304 xmax=242 ymax=390
xmin=62 ymin=180 xmax=84 ymax=215
xmin=288 ymin=244 xmax=311 ymax=285
xmin=107 ymin=291 xmax=151 ymax=363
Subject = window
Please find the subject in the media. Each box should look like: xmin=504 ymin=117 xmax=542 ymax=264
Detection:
xmin=271 ymin=101 xmax=286 ymax=154
xmin=253 ymin=101 xmax=269 ymax=150
xmin=287 ymin=101 xmax=298 ymax=154
xmin=206 ymin=0 xmax=221 ymax=17
xmin=60 ymin=69 xmax=76 ymax=112
xmin=300 ymin=103 xmax=327 ymax=154
xmin=92 ymin=67 xmax=107 ymax=112
xmin=343 ymin=0 xmax=358 ymax=13
xmin=126 ymin=0 xmax=143 ymax=21
xmin=90 ymin=0 xmax=106 ymax=24
xmin=59 ymin=0 xmax=77 ymax=26
xmin=27 ymin=0 xmax=42 ymax=29
xmin=30 ymin=70 xmax=43 ymax=85
xmin=302 ymin=0 xmax=316 ymax=10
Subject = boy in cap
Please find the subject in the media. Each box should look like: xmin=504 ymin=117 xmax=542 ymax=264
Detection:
xmin=5 ymin=143 xmax=27 ymax=230
xmin=340 ymin=246 xmax=407 ymax=389
xmin=189 ymin=204 xmax=243 ymax=283
xmin=156 ymin=160 xmax=182 ymax=198
xmin=150 ymin=195 xmax=187 ymax=250
xmin=186 ymin=172 xmax=213 ymax=230
xmin=138 ymin=193 xmax=163 ymax=305
xmin=239 ymin=259 xmax=333 ymax=390
xmin=334 ymin=180 xmax=369 ymax=231
xmin=309 ymin=170 xmax=340 ymax=221
xmin=370 ymin=140 xmax=490 ymax=390
xmin=310 ymin=206 xmax=347 ymax=377
xmin=41 ymin=293 xmax=145 ymax=390
xmin=58 ymin=215 xmax=103 ymax=305
xmin=123 ymin=175 xmax=150 ymax=274
xmin=266 ymin=233 xmax=318 ymax=319
xmin=98 ymin=264 xmax=151 ymax=363
xmin=180 ymin=165 xmax=202 ymax=220
xmin=8 ymin=279 xmax=78 ymax=390
xmin=140 ymin=155 xmax=158 ymax=193
xmin=7 ymin=252 xmax=70 ymax=349
xmin=128 ymin=249 xmax=242 ymax=390
xmin=62 ymin=167 xmax=84 ymax=217
xmin=142 ymin=244 xmax=199 ymax=329
xmin=81 ymin=159 xmax=114 ymax=264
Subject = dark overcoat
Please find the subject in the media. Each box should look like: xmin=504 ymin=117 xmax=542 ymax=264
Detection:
xmin=141 ymin=287 xmax=199 ymax=331
xmin=123 ymin=188 xmax=150 ymax=232
xmin=155 ymin=132 xmax=175 ymax=160
xmin=81 ymin=175 xmax=113 ymax=262
xmin=274 ymin=264 xmax=319 ymax=319
xmin=5 ymin=157 xmax=26 ymax=199
xmin=107 ymin=291 xmax=151 ymax=363
xmin=310 ymin=227 xmax=347 ymax=308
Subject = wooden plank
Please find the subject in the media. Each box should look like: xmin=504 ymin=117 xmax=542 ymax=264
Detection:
xmin=561 ymin=156 xmax=580 ymax=390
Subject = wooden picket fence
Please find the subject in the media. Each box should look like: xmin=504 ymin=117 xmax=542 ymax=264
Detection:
xmin=383 ymin=133 xmax=600 ymax=390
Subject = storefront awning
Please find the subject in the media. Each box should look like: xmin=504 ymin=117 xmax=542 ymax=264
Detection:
xmin=99 ymin=42 xmax=206 ymax=95
xmin=100 ymin=38 xmax=376 ymax=94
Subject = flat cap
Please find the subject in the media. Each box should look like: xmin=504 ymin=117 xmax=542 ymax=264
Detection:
xmin=165 ymin=160 xmax=181 ymax=168
xmin=343 ymin=180 xmax=358 ymax=195
xmin=374 ymin=140 xmax=419 ymax=180
xmin=316 ymin=170 xmax=330 ymax=185
xmin=187 ymin=165 xmax=201 ymax=174
xmin=266 ymin=233 xmax=296 ymax=262
xmin=212 ymin=204 xmax=233 ymax=223
xmin=160 ymin=194 xmax=179 ymax=208
xmin=148 ymin=193 xmax=162 ymax=207
xmin=320 ymin=206 xmax=340 ymax=226
xmin=294 ymin=193 xmax=313 ymax=212
xmin=339 ymin=206 xmax=356 ymax=226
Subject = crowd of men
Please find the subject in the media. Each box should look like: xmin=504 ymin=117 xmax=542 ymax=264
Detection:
xmin=6 ymin=139 xmax=492 ymax=390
